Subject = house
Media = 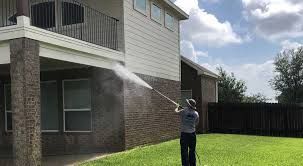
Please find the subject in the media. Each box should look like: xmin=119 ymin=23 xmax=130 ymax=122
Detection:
xmin=0 ymin=0 xmax=188 ymax=164
xmin=181 ymin=56 xmax=219 ymax=133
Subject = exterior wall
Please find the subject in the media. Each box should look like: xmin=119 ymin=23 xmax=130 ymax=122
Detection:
xmin=124 ymin=0 xmax=181 ymax=81
xmin=0 ymin=67 xmax=125 ymax=156
xmin=181 ymin=61 xmax=203 ymax=133
xmin=124 ymin=73 xmax=181 ymax=149
xmin=201 ymin=76 xmax=217 ymax=132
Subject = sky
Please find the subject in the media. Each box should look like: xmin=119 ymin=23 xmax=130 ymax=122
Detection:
xmin=173 ymin=0 xmax=303 ymax=102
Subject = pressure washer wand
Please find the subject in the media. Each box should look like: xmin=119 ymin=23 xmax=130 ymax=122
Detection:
xmin=152 ymin=88 xmax=183 ymax=108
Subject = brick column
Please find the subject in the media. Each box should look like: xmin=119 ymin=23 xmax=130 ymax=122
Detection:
xmin=10 ymin=38 xmax=41 ymax=166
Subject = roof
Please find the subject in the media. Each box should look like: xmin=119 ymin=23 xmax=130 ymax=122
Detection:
xmin=163 ymin=0 xmax=189 ymax=20
xmin=181 ymin=56 xmax=219 ymax=79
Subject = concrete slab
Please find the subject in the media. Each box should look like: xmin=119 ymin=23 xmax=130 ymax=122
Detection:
xmin=0 ymin=153 xmax=107 ymax=166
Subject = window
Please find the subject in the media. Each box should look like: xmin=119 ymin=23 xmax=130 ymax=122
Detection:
xmin=4 ymin=85 xmax=12 ymax=132
xmin=62 ymin=2 xmax=84 ymax=26
xmin=181 ymin=90 xmax=193 ymax=107
xmin=151 ymin=3 xmax=161 ymax=23
xmin=165 ymin=12 xmax=174 ymax=30
xmin=134 ymin=0 xmax=147 ymax=14
xmin=41 ymin=81 xmax=59 ymax=132
xmin=31 ymin=2 xmax=56 ymax=28
xmin=4 ymin=82 xmax=59 ymax=132
xmin=63 ymin=79 xmax=91 ymax=132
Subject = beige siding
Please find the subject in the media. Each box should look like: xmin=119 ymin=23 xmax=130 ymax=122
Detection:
xmin=124 ymin=0 xmax=181 ymax=81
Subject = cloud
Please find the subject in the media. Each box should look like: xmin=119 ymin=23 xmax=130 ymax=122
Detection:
xmin=175 ymin=0 xmax=243 ymax=47
xmin=201 ymin=60 xmax=276 ymax=102
xmin=175 ymin=0 xmax=198 ymax=14
xmin=181 ymin=40 xmax=208 ymax=62
xmin=242 ymin=0 xmax=303 ymax=39
xmin=280 ymin=40 xmax=303 ymax=51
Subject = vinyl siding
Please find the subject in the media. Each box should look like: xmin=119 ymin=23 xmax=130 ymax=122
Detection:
xmin=124 ymin=0 xmax=181 ymax=81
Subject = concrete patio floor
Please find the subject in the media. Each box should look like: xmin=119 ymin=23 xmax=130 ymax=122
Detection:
xmin=0 ymin=153 xmax=107 ymax=166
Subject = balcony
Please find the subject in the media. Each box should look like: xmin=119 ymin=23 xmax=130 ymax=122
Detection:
xmin=0 ymin=0 xmax=119 ymax=50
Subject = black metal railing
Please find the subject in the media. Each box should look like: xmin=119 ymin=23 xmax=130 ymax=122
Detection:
xmin=29 ymin=0 xmax=119 ymax=50
xmin=0 ymin=0 xmax=17 ymax=27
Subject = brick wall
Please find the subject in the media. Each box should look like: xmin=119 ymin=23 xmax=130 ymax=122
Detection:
xmin=124 ymin=74 xmax=181 ymax=149
xmin=0 ymin=65 xmax=181 ymax=155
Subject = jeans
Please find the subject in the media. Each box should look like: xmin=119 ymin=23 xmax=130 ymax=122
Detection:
xmin=180 ymin=132 xmax=196 ymax=166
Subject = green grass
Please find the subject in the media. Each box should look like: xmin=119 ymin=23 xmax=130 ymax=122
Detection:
xmin=81 ymin=134 xmax=303 ymax=166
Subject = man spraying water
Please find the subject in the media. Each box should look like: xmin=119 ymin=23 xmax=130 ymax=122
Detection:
xmin=175 ymin=99 xmax=199 ymax=166
xmin=113 ymin=63 xmax=200 ymax=165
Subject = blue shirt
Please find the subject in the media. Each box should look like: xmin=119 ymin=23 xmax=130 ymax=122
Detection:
xmin=179 ymin=107 xmax=199 ymax=133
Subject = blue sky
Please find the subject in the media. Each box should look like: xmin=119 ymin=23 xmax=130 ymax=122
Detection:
xmin=174 ymin=0 xmax=303 ymax=101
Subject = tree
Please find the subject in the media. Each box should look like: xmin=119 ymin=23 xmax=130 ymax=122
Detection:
xmin=270 ymin=47 xmax=303 ymax=103
xmin=243 ymin=93 xmax=269 ymax=103
xmin=217 ymin=67 xmax=247 ymax=103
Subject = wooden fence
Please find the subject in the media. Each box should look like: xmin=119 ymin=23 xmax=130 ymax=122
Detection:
xmin=208 ymin=103 xmax=303 ymax=137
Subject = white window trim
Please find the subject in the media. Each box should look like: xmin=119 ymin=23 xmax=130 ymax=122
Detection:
xmin=134 ymin=0 xmax=147 ymax=15
xmin=150 ymin=2 xmax=162 ymax=24
xmin=41 ymin=80 xmax=60 ymax=133
xmin=62 ymin=79 xmax=92 ymax=133
xmin=165 ymin=11 xmax=174 ymax=31
xmin=4 ymin=84 xmax=12 ymax=132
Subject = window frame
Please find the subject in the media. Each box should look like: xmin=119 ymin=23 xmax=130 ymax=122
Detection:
xmin=62 ymin=79 xmax=92 ymax=133
xmin=4 ymin=84 xmax=12 ymax=132
xmin=150 ymin=2 xmax=162 ymax=24
xmin=165 ymin=11 xmax=174 ymax=31
xmin=134 ymin=0 xmax=147 ymax=15
xmin=41 ymin=80 xmax=59 ymax=133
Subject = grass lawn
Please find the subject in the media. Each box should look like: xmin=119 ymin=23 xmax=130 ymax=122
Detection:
xmin=81 ymin=134 xmax=303 ymax=166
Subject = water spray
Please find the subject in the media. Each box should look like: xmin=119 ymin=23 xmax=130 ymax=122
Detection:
xmin=113 ymin=63 xmax=182 ymax=108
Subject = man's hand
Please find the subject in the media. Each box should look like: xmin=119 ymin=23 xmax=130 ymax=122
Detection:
xmin=175 ymin=104 xmax=183 ymax=113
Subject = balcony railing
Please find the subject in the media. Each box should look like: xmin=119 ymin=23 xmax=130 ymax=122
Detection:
xmin=0 ymin=0 xmax=119 ymax=50
xmin=0 ymin=0 xmax=17 ymax=27
xmin=29 ymin=0 xmax=119 ymax=50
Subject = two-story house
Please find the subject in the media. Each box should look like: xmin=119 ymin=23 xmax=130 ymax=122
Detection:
xmin=0 ymin=0 xmax=188 ymax=164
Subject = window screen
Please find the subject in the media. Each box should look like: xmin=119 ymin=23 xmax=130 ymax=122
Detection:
xmin=181 ymin=90 xmax=193 ymax=107
xmin=41 ymin=81 xmax=59 ymax=131
xmin=134 ymin=0 xmax=146 ymax=14
xmin=165 ymin=12 xmax=174 ymax=30
xmin=4 ymin=85 xmax=12 ymax=131
xmin=151 ymin=3 xmax=161 ymax=23
xmin=63 ymin=79 xmax=91 ymax=132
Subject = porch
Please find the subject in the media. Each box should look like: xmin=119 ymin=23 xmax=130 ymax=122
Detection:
xmin=0 ymin=39 xmax=125 ymax=165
